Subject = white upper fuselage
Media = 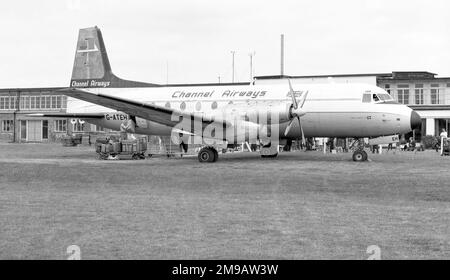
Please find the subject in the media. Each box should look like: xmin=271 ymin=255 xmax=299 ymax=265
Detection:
xmin=67 ymin=82 xmax=415 ymax=140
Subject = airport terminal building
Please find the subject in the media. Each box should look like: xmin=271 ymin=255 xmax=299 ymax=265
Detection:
xmin=1 ymin=71 xmax=449 ymax=143
xmin=0 ymin=87 xmax=111 ymax=143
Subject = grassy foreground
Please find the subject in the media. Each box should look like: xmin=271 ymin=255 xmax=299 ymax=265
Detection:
xmin=0 ymin=143 xmax=449 ymax=259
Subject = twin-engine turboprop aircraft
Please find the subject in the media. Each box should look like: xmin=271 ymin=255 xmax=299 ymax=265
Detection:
xmin=32 ymin=26 xmax=421 ymax=162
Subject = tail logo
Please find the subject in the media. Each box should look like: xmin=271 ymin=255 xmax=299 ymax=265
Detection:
xmin=77 ymin=38 xmax=99 ymax=53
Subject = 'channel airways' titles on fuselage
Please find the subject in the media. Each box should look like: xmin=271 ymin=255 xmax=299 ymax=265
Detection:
xmin=171 ymin=89 xmax=267 ymax=99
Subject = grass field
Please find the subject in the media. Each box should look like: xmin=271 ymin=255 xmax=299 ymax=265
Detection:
xmin=0 ymin=143 xmax=449 ymax=259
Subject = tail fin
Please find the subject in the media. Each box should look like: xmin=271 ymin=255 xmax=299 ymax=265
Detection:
xmin=70 ymin=26 xmax=158 ymax=88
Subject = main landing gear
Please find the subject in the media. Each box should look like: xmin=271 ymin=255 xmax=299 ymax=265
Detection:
xmin=260 ymin=143 xmax=279 ymax=158
xmin=350 ymin=138 xmax=368 ymax=162
xmin=198 ymin=146 xmax=218 ymax=163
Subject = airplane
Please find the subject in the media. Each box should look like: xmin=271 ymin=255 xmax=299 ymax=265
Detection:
xmin=31 ymin=26 xmax=421 ymax=162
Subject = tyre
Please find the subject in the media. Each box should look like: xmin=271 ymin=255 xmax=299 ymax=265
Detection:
xmin=362 ymin=150 xmax=368 ymax=161
xmin=212 ymin=148 xmax=218 ymax=162
xmin=352 ymin=150 xmax=365 ymax=162
xmin=261 ymin=153 xmax=278 ymax=158
xmin=198 ymin=147 xmax=215 ymax=163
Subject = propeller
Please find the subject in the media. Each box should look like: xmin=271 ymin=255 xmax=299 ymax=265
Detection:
xmin=284 ymin=80 xmax=308 ymax=146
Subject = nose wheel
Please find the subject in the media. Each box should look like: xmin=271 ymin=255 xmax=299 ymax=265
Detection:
xmin=349 ymin=138 xmax=369 ymax=162
xmin=352 ymin=150 xmax=368 ymax=162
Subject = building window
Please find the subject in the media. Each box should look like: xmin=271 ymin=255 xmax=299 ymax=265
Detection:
xmin=45 ymin=96 xmax=51 ymax=109
xmin=1 ymin=120 xmax=13 ymax=132
xmin=397 ymin=89 xmax=410 ymax=104
xmin=35 ymin=96 xmax=40 ymax=109
xmin=0 ymin=97 xmax=8 ymax=110
xmin=72 ymin=122 xmax=84 ymax=132
xmin=24 ymin=96 xmax=30 ymax=109
xmin=30 ymin=96 xmax=35 ymax=109
xmin=54 ymin=120 xmax=67 ymax=132
xmin=20 ymin=120 xmax=27 ymax=139
xmin=56 ymin=96 xmax=62 ymax=108
xmin=431 ymin=88 xmax=440 ymax=104
xmin=42 ymin=120 xmax=48 ymax=139
xmin=10 ymin=97 xmax=16 ymax=109
xmin=51 ymin=96 xmax=57 ymax=109
xmin=415 ymin=88 xmax=424 ymax=105
xmin=41 ymin=96 xmax=46 ymax=109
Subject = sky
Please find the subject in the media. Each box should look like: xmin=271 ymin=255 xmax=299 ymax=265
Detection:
xmin=0 ymin=0 xmax=449 ymax=88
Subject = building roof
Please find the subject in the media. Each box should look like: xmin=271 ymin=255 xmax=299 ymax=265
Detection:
xmin=254 ymin=73 xmax=391 ymax=80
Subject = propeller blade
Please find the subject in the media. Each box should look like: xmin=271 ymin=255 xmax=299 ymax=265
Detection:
xmin=296 ymin=116 xmax=306 ymax=146
xmin=284 ymin=119 xmax=294 ymax=136
xmin=298 ymin=116 xmax=306 ymax=146
xmin=298 ymin=90 xmax=309 ymax=108
xmin=288 ymin=79 xmax=298 ymax=109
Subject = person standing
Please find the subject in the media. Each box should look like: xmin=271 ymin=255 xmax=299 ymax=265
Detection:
xmin=440 ymin=128 xmax=448 ymax=156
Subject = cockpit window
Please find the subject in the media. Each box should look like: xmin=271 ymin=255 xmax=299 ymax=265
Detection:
xmin=362 ymin=94 xmax=372 ymax=103
xmin=374 ymin=93 xmax=393 ymax=102
xmin=363 ymin=93 xmax=393 ymax=103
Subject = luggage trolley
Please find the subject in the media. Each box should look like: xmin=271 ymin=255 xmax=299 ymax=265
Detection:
xmin=95 ymin=137 xmax=147 ymax=160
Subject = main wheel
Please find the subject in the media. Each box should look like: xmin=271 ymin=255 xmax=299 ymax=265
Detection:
xmin=212 ymin=148 xmax=218 ymax=162
xmin=198 ymin=147 xmax=216 ymax=163
xmin=352 ymin=150 xmax=366 ymax=162
xmin=261 ymin=153 xmax=278 ymax=158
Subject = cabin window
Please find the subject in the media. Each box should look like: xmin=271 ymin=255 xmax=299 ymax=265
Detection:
xmin=180 ymin=101 xmax=186 ymax=110
xmin=195 ymin=101 xmax=201 ymax=111
xmin=362 ymin=94 xmax=372 ymax=103
xmin=165 ymin=102 xmax=171 ymax=108
xmin=211 ymin=101 xmax=218 ymax=110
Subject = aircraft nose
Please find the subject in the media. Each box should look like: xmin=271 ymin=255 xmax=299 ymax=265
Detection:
xmin=410 ymin=110 xmax=421 ymax=130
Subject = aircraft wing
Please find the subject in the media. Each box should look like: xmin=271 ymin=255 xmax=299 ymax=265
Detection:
xmin=58 ymin=88 xmax=228 ymax=129
xmin=27 ymin=113 xmax=105 ymax=119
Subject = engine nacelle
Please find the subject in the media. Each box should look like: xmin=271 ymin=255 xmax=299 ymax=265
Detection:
xmin=245 ymin=103 xmax=292 ymax=124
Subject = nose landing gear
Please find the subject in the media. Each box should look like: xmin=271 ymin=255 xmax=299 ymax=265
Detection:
xmin=352 ymin=150 xmax=368 ymax=162
xmin=350 ymin=138 xmax=369 ymax=162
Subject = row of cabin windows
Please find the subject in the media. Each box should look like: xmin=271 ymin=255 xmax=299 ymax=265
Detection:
xmin=163 ymin=101 xmax=229 ymax=111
